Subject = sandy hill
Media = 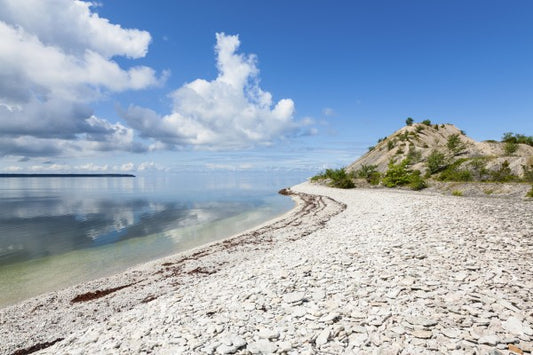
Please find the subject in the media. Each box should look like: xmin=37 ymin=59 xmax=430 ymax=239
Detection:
xmin=346 ymin=123 xmax=533 ymax=178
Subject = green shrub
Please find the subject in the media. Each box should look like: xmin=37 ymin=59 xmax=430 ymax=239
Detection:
xmin=408 ymin=170 xmax=427 ymax=190
xmin=490 ymin=160 xmax=518 ymax=182
xmin=523 ymin=164 xmax=533 ymax=183
xmin=406 ymin=146 xmax=422 ymax=164
xmin=382 ymin=159 xmax=426 ymax=190
xmin=357 ymin=164 xmax=378 ymax=178
xmin=468 ymin=157 xmax=489 ymax=181
xmin=438 ymin=159 xmax=472 ymax=181
xmin=422 ymin=119 xmax=431 ymax=126
xmin=447 ymin=134 xmax=465 ymax=154
xmin=415 ymin=125 xmax=424 ymax=133
xmin=502 ymin=132 xmax=533 ymax=146
xmin=332 ymin=177 xmax=356 ymax=189
xmin=368 ymin=146 xmax=375 ymax=152
xmin=504 ymin=141 xmax=518 ymax=155
xmin=439 ymin=169 xmax=472 ymax=182
xmin=406 ymin=117 xmax=414 ymax=126
xmin=382 ymin=160 xmax=411 ymax=187
xmin=398 ymin=131 xmax=409 ymax=141
xmin=526 ymin=185 xmax=533 ymax=198
xmin=434 ymin=124 xmax=439 ymax=130
xmin=426 ymin=150 xmax=447 ymax=174
xmin=368 ymin=172 xmax=381 ymax=185
xmin=356 ymin=164 xmax=381 ymax=185
xmin=311 ymin=168 xmax=355 ymax=189
xmin=452 ymin=190 xmax=463 ymax=197
xmin=387 ymin=140 xmax=395 ymax=151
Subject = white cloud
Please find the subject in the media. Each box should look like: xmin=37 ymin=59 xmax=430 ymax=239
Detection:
xmin=3 ymin=166 xmax=23 ymax=172
xmin=123 ymin=33 xmax=313 ymax=150
xmin=30 ymin=163 xmax=70 ymax=171
xmin=0 ymin=0 xmax=162 ymax=158
xmin=118 ymin=162 xmax=135 ymax=172
xmin=137 ymin=161 xmax=165 ymax=171
xmin=0 ymin=0 xmax=150 ymax=59
xmin=75 ymin=163 xmax=109 ymax=171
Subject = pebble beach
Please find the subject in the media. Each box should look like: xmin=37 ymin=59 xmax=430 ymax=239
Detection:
xmin=1 ymin=182 xmax=532 ymax=354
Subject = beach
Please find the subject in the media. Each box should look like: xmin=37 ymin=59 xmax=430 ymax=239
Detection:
xmin=1 ymin=182 xmax=532 ymax=354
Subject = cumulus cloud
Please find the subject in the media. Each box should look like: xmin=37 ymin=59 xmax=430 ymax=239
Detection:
xmin=122 ymin=33 xmax=313 ymax=150
xmin=0 ymin=0 xmax=162 ymax=157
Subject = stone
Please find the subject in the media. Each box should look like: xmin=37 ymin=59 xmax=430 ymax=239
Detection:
xmin=275 ymin=340 xmax=290 ymax=352
xmin=282 ymin=292 xmax=306 ymax=304
xmin=315 ymin=328 xmax=330 ymax=346
xmin=247 ymin=340 xmax=277 ymax=354
xmin=411 ymin=330 xmax=433 ymax=339
xmin=322 ymin=312 xmax=341 ymax=323
xmin=406 ymin=316 xmax=438 ymax=327
xmin=216 ymin=344 xmax=237 ymax=354
xmin=455 ymin=271 xmax=468 ymax=281
xmin=291 ymin=306 xmax=307 ymax=318
xmin=507 ymin=344 xmax=524 ymax=354
xmin=478 ymin=334 xmax=499 ymax=346
xmin=348 ymin=333 xmax=368 ymax=347
xmin=442 ymin=328 xmax=461 ymax=339
xmin=242 ymin=302 xmax=256 ymax=311
xmin=499 ymin=299 xmax=520 ymax=313
xmin=503 ymin=317 xmax=526 ymax=335
xmin=257 ymin=328 xmax=279 ymax=340
xmin=312 ymin=289 xmax=326 ymax=301
xmin=230 ymin=335 xmax=246 ymax=348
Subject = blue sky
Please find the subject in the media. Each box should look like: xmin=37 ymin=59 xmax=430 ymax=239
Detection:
xmin=1 ymin=0 xmax=532 ymax=174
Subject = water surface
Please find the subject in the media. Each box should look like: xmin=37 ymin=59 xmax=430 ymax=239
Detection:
xmin=0 ymin=171 xmax=307 ymax=307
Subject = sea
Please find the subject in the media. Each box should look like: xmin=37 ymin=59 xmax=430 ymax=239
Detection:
xmin=0 ymin=171 xmax=309 ymax=307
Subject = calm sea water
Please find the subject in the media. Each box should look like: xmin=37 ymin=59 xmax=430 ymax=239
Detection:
xmin=0 ymin=171 xmax=308 ymax=307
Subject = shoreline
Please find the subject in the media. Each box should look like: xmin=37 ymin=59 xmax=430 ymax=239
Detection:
xmin=1 ymin=185 xmax=346 ymax=354
xmin=1 ymin=182 xmax=532 ymax=354
xmin=0 ymin=196 xmax=294 ymax=309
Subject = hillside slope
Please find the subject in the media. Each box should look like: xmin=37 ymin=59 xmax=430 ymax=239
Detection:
xmin=346 ymin=123 xmax=533 ymax=178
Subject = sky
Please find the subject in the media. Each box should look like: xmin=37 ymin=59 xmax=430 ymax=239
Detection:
xmin=1 ymin=0 xmax=532 ymax=174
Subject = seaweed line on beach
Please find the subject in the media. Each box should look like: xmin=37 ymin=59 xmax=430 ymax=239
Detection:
xmin=70 ymin=282 xmax=137 ymax=304
xmin=10 ymin=338 xmax=64 ymax=355
xmin=0 ymin=187 xmax=346 ymax=355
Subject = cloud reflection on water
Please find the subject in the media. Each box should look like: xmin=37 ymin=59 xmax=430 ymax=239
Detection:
xmin=0 ymin=194 xmax=254 ymax=265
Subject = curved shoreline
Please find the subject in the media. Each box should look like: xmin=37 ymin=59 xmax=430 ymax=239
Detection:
xmin=2 ymin=182 xmax=532 ymax=354
xmin=0 ymin=186 xmax=346 ymax=354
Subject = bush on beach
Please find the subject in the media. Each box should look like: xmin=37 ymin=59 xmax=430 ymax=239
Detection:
xmin=382 ymin=159 xmax=427 ymax=190
xmin=356 ymin=164 xmax=381 ymax=185
xmin=311 ymin=167 xmax=355 ymax=189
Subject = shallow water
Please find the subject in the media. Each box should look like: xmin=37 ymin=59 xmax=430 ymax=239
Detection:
xmin=0 ymin=171 xmax=307 ymax=307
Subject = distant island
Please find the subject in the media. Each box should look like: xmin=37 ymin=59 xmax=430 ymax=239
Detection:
xmin=0 ymin=174 xmax=135 ymax=178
